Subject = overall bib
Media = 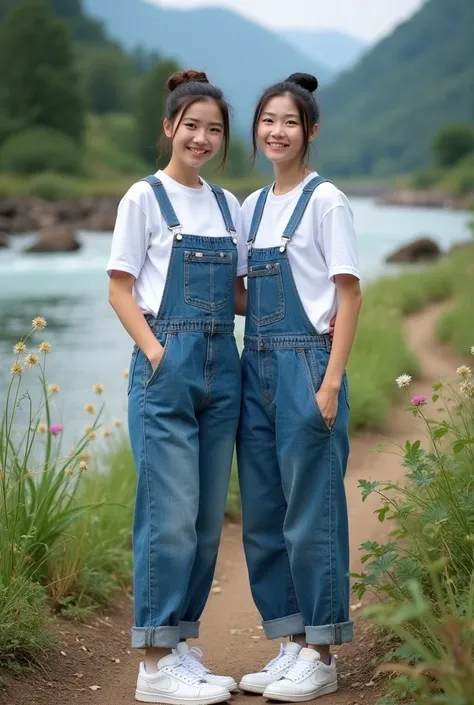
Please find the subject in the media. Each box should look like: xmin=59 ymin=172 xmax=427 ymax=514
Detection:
xmin=237 ymin=176 xmax=353 ymax=645
xmin=128 ymin=176 xmax=241 ymax=649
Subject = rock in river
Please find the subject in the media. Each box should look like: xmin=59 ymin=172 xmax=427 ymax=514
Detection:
xmin=385 ymin=236 xmax=441 ymax=264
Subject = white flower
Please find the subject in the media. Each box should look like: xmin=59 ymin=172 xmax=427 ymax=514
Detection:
xmin=396 ymin=374 xmax=412 ymax=388
xmin=456 ymin=365 xmax=471 ymax=379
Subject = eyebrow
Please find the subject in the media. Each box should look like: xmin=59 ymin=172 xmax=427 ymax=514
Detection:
xmin=183 ymin=116 xmax=224 ymax=127
xmin=261 ymin=111 xmax=300 ymax=119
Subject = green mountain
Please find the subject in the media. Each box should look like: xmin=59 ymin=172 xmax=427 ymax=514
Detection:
xmin=317 ymin=0 xmax=474 ymax=177
xmin=281 ymin=30 xmax=368 ymax=74
xmin=83 ymin=0 xmax=331 ymax=131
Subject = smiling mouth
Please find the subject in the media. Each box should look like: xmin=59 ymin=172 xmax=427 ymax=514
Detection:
xmin=187 ymin=147 xmax=208 ymax=156
xmin=267 ymin=142 xmax=289 ymax=150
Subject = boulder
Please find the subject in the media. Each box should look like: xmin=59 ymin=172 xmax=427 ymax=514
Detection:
xmin=0 ymin=232 xmax=8 ymax=248
xmin=385 ymin=237 xmax=441 ymax=264
xmin=25 ymin=224 xmax=81 ymax=253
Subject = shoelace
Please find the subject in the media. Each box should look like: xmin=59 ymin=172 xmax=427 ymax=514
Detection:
xmin=179 ymin=647 xmax=211 ymax=676
xmin=166 ymin=662 xmax=205 ymax=685
xmin=263 ymin=645 xmax=298 ymax=674
xmin=281 ymin=659 xmax=317 ymax=683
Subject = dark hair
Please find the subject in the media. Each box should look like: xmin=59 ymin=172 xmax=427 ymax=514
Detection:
xmin=160 ymin=69 xmax=230 ymax=168
xmin=251 ymin=72 xmax=319 ymax=165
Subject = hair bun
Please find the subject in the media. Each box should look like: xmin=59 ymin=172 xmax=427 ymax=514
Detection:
xmin=167 ymin=69 xmax=209 ymax=92
xmin=285 ymin=72 xmax=318 ymax=93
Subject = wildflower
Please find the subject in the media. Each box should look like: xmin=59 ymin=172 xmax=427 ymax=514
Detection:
xmin=88 ymin=431 xmax=97 ymax=441
xmin=32 ymin=317 xmax=47 ymax=331
xmin=93 ymin=383 xmax=104 ymax=395
xmin=80 ymin=449 xmax=92 ymax=460
xmin=13 ymin=341 xmax=26 ymax=354
xmin=48 ymin=384 xmax=60 ymax=394
xmin=113 ymin=418 xmax=122 ymax=428
xmin=103 ymin=428 xmax=112 ymax=438
xmin=471 ymin=346 xmax=474 ymax=356
xmin=64 ymin=466 xmax=74 ymax=476
xmin=79 ymin=461 xmax=88 ymax=472
xmin=411 ymin=395 xmax=427 ymax=407
xmin=10 ymin=362 xmax=23 ymax=376
xmin=84 ymin=403 xmax=95 ymax=415
xmin=460 ymin=380 xmax=474 ymax=399
xmin=38 ymin=423 xmax=47 ymax=434
xmin=84 ymin=425 xmax=93 ymax=434
xmin=123 ymin=369 xmax=129 ymax=378
xmin=39 ymin=342 xmax=52 ymax=353
xmin=396 ymin=374 xmax=412 ymax=388
xmin=456 ymin=365 xmax=471 ymax=379
xmin=49 ymin=424 xmax=63 ymax=435
xmin=25 ymin=353 xmax=39 ymax=368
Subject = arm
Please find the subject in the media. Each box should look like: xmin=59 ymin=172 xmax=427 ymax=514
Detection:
xmin=234 ymin=276 xmax=247 ymax=316
xmin=316 ymin=274 xmax=362 ymax=427
xmin=109 ymin=271 xmax=164 ymax=370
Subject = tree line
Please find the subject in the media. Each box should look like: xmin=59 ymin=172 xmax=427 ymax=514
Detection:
xmin=0 ymin=0 xmax=248 ymax=181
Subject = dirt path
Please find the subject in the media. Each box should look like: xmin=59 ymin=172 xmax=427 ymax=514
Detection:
xmin=1 ymin=303 xmax=465 ymax=705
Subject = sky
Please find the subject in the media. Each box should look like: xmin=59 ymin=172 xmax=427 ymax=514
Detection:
xmin=151 ymin=0 xmax=426 ymax=41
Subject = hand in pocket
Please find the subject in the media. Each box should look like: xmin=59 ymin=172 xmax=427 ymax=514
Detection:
xmin=316 ymin=387 xmax=338 ymax=429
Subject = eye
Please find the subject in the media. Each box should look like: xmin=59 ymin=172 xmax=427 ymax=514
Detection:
xmin=184 ymin=122 xmax=196 ymax=129
xmin=287 ymin=120 xmax=298 ymax=126
xmin=261 ymin=118 xmax=272 ymax=124
xmin=210 ymin=127 xmax=222 ymax=133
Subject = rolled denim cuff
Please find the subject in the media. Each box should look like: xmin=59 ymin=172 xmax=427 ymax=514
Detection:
xmin=131 ymin=625 xmax=180 ymax=649
xmin=262 ymin=612 xmax=306 ymax=639
xmin=306 ymin=621 xmax=353 ymax=645
xmin=179 ymin=620 xmax=200 ymax=639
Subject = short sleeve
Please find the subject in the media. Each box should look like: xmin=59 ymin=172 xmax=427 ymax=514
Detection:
xmin=106 ymin=196 xmax=150 ymax=278
xmin=318 ymin=205 xmax=360 ymax=282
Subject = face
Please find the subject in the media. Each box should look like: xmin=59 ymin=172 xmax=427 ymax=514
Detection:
xmin=257 ymin=94 xmax=317 ymax=165
xmin=164 ymin=99 xmax=225 ymax=169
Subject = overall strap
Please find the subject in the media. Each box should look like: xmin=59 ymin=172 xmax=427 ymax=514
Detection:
xmin=208 ymin=182 xmax=237 ymax=235
xmin=247 ymin=185 xmax=272 ymax=248
xmin=281 ymin=176 xmax=330 ymax=250
xmin=141 ymin=175 xmax=182 ymax=234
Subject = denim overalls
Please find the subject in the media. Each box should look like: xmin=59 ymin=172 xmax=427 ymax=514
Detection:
xmin=128 ymin=176 xmax=241 ymax=649
xmin=237 ymin=176 xmax=353 ymax=646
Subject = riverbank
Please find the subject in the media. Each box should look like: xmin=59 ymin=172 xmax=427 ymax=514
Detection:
xmin=2 ymin=297 xmax=472 ymax=705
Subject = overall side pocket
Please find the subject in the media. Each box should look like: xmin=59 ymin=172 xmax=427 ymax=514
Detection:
xmin=144 ymin=334 xmax=172 ymax=389
xmin=127 ymin=346 xmax=139 ymax=396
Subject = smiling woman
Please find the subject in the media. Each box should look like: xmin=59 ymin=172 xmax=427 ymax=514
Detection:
xmin=105 ymin=69 xmax=247 ymax=704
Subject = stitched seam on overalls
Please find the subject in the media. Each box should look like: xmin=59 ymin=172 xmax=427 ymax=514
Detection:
xmin=197 ymin=334 xmax=213 ymax=411
xmin=329 ymin=430 xmax=335 ymax=627
xmin=140 ymin=371 xmax=153 ymax=625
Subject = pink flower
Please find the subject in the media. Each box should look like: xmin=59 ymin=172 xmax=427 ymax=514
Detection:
xmin=49 ymin=424 xmax=63 ymax=435
xmin=410 ymin=395 xmax=427 ymax=407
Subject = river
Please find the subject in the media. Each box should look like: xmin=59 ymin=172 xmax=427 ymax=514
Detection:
xmin=0 ymin=197 xmax=471 ymax=443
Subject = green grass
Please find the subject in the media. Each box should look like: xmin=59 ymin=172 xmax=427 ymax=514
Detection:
xmin=435 ymin=245 xmax=474 ymax=355
xmin=347 ymin=252 xmax=464 ymax=431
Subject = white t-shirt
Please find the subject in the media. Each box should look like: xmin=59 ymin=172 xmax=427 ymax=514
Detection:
xmin=107 ymin=170 xmax=247 ymax=316
xmin=241 ymin=172 xmax=360 ymax=334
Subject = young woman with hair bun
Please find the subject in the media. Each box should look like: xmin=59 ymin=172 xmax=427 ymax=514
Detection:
xmin=237 ymin=72 xmax=362 ymax=702
xmin=107 ymin=69 xmax=247 ymax=705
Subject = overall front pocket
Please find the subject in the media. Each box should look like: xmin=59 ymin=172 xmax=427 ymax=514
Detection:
xmin=144 ymin=333 xmax=172 ymax=389
xmin=248 ymin=263 xmax=285 ymax=327
xmin=184 ymin=251 xmax=233 ymax=312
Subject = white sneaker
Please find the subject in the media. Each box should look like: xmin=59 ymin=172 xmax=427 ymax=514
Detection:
xmin=262 ymin=648 xmax=337 ymax=702
xmin=135 ymin=652 xmax=232 ymax=704
xmin=176 ymin=642 xmax=238 ymax=692
xmin=239 ymin=642 xmax=301 ymax=694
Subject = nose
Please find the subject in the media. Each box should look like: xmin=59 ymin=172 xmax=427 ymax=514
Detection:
xmin=193 ymin=128 xmax=207 ymax=145
xmin=270 ymin=124 xmax=285 ymax=138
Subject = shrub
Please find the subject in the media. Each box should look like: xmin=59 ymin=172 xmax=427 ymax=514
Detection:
xmin=26 ymin=171 xmax=81 ymax=201
xmin=353 ymin=362 xmax=474 ymax=704
xmin=0 ymin=127 xmax=83 ymax=176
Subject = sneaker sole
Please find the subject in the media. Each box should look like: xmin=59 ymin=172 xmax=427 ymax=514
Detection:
xmin=263 ymin=681 xmax=338 ymax=702
xmin=135 ymin=691 xmax=232 ymax=704
xmin=238 ymin=683 xmax=267 ymax=694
